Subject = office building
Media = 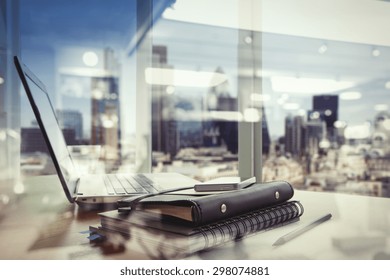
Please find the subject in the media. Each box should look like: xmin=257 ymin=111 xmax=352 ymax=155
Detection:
xmin=312 ymin=95 xmax=338 ymax=140
xmin=57 ymin=109 xmax=83 ymax=141
xmin=90 ymin=49 xmax=121 ymax=161
xmin=261 ymin=106 xmax=271 ymax=155
xmin=152 ymin=94 xmax=180 ymax=159
xmin=305 ymin=119 xmax=326 ymax=156
xmin=203 ymin=94 xmax=238 ymax=152
xmin=21 ymin=127 xmax=76 ymax=154
xmin=312 ymin=95 xmax=338 ymax=128
xmin=21 ymin=128 xmax=48 ymax=154
xmin=284 ymin=115 xmax=305 ymax=158
xmin=151 ymin=45 xmax=180 ymax=159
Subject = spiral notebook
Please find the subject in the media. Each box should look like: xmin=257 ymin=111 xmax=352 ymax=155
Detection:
xmin=90 ymin=200 xmax=304 ymax=258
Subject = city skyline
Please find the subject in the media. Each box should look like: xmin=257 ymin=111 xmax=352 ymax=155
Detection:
xmin=16 ymin=0 xmax=390 ymax=198
xmin=19 ymin=1 xmax=390 ymax=142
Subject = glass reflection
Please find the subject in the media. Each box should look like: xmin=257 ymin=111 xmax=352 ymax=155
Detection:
xmin=15 ymin=0 xmax=390 ymax=199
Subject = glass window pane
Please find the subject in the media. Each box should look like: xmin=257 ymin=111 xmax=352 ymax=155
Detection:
xmin=261 ymin=1 xmax=390 ymax=198
xmin=13 ymin=0 xmax=390 ymax=198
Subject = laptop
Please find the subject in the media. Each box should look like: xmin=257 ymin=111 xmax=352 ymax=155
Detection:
xmin=14 ymin=56 xmax=198 ymax=208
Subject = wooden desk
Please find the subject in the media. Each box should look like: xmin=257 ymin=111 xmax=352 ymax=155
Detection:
xmin=0 ymin=175 xmax=389 ymax=260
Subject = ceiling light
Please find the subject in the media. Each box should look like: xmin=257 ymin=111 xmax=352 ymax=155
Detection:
xmin=244 ymin=36 xmax=253 ymax=44
xmin=82 ymin=51 xmax=99 ymax=67
xmin=250 ymin=93 xmax=271 ymax=102
xmin=166 ymin=85 xmax=175 ymax=94
xmin=372 ymin=48 xmax=381 ymax=57
xmin=270 ymin=76 xmax=354 ymax=94
xmin=244 ymin=108 xmax=261 ymax=122
xmin=318 ymin=44 xmax=328 ymax=54
xmin=209 ymin=111 xmax=243 ymax=122
xmin=374 ymin=104 xmax=389 ymax=111
xmin=145 ymin=68 xmax=228 ymax=87
xmin=339 ymin=91 xmax=362 ymax=100
xmin=385 ymin=81 xmax=390 ymax=89
xmin=0 ymin=77 xmax=4 ymax=85
xmin=283 ymin=102 xmax=300 ymax=110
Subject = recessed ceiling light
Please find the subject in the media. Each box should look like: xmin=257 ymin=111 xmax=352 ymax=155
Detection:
xmin=0 ymin=77 xmax=4 ymax=85
xmin=374 ymin=104 xmax=389 ymax=111
xmin=271 ymin=76 xmax=354 ymax=94
xmin=250 ymin=93 xmax=271 ymax=102
xmin=166 ymin=85 xmax=175 ymax=94
xmin=340 ymin=91 xmax=362 ymax=100
xmin=82 ymin=51 xmax=99 ymax=67
xmin=244 ymin=108 xmax=261 ymax=122
xmin=372 ymin=48 xmax=381 ymax=57
xmin=318 ymin=44 xmax=328 ymax=54
xmin=145 ymin=67 xmax=228 ymax=87
xmin=244 ymin=36 xmax=253 ymax=44
xmin=385 ymin=81 xmax=390 ymax=89
xmin=283 ymin=102 xmax=300 ymax=110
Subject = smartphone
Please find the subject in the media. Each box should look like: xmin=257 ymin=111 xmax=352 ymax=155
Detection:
xmin=194 ymin=177 xmax=256 ymax=192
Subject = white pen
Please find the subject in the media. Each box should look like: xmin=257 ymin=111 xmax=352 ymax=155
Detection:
xmin=272 ymin=213 xmax=332 ymax=246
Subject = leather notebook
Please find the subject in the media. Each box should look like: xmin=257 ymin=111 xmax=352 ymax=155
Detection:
xmin=117 ymin=180 xmax=295 ymax=226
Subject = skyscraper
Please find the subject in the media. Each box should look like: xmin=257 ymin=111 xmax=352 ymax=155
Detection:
xmin=91 ymin=77 xmax=120 ymax=160
xmin=57 ymin=110 xmax=83 ymax=141
xmin=90 ymin=49 xmax=121 ymax=161
xmin=151 ymin=45 xmax=180 ymax=159
xmin=312 ymin=95 xmax=338 ymax=128
xmin=312 ymin=95 xmax=338 ymax=140
xmin=284 ymin=115 xmax=305 ymax=158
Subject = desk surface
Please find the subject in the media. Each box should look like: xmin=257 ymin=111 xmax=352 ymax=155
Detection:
xmin=0 ymin=175 xmax=389 ymax=260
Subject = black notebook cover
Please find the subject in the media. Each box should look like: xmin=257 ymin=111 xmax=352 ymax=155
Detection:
xmin=118 ymin=180 xmax=294 ymax=226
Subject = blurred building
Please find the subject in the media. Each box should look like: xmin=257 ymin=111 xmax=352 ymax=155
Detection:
xmin=151 ymin=45 xmax=180 ymax=159
xmin=90 ymin=49 xmax=121 ymax=161
xmin=312 ymin=94 xmax=339 ymax=140
xmin=0 ymin=0 xmax=20 ymax=185
xmin=21 ymin=127 xmax=77 ymax=154
xmin=305 ymin=116 xmax=326 ymax=156
xmin=312 ymin=95 xmax=338 ymax=127
xmin=284 ymin=114 xmax=325 ymax=158
xmin=263 ymin=155 xmax=304 ymax=186
xmin=57 ymin=109 xmax=83 ymax=141
xmin=203 ymin=73 xmax=270 ymax=155
xmin=203 ymin=94 xmax=239 ymax=153
xmin=371 ymin=111 xmax=390 ymax=155
xmin=285 ymin=115 xmax=305 ymax=158
xmin=21 ymin=128 xmax=48 ymax=154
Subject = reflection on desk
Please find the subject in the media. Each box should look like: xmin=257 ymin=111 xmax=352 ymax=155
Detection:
xmin=0 ymin=175 xmax=389 ymax=260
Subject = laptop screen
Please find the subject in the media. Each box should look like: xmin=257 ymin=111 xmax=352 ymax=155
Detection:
xmin=15 ymin=57 xmax=77 ymax=202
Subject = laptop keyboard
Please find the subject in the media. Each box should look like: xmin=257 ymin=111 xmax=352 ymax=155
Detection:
xmin=103 ymin=174 xmax=160 ymax=195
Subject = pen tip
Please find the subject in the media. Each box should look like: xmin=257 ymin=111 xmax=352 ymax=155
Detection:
xmin=272 ymin=239 xmax=285 ymax=246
